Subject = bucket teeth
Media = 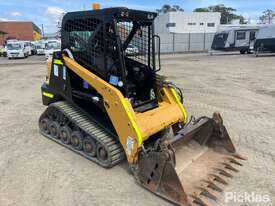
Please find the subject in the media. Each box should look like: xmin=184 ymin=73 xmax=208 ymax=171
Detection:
xmin=210 ymin=174 xmax=228 ymax=185
xmin=216 ymin=168 xmax=233 ymax=178
xmin=199 ymin=188 xmax=218 ymax=201
xmin=223 ymin=163 xmax=239 ymax=172
xmin=204 ymin=180 xmax=223 ymax=192
xmin=233 ymin=154 xmax=247 ymax=161
xmin=191 ymin=195 xmax=210 ymax=206
xmin=228 ymin=157 xmax=243 ymax=166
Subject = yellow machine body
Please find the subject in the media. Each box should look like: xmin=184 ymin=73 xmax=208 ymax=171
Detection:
xmin=62 ymin=56 xmax=187 ymax=164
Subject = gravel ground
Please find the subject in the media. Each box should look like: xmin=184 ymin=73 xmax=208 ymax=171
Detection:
xmin=0 ymin=53 xmax=274 ymax=206
xmin=0 ymin=56 xmax=45 ymax=66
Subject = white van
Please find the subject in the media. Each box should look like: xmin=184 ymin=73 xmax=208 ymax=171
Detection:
xmin=45 ymin=40 xmax=61 ymax=59
xmin=30 ymin=42 xmax=37 ymax=55
xmin=19 ymin=41 xmax=32 ymax=56
xmin=35 ymin=41 xmax=46 ymax=55
xmin=6 ymin=42 xmax=29 ymax=59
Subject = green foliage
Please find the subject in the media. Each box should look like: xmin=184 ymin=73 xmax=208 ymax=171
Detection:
xmin=156 ymin=4 xmax=184 ymax=14
xmin=193 ymin=8 xmax=210 ymax=12
xmin=259 ymin=9 xmax=275 ymax=23
xmin=193 ymin=4 xmax=244 ymax=24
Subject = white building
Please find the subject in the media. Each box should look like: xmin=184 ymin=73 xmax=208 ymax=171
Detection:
xmin=155 ymin=12 xmax=221 ymax=34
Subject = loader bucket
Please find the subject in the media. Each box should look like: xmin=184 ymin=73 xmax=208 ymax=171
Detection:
xmin=135 ymin=113 xmax=245 ymax=206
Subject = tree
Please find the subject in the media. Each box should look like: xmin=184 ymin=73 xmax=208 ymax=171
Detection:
xmin=259 ymin=9 xmax=274 ymax=24
xmin=209 ymin=4 xmax=236 ymax=24
xmin=233 ymin=15 xmax=245 ymax=24
xmin=193 ymin=8 xmax=210 ymax=12
xmin=193 ymin=4 xmax=244 ymax=24
xmin=172 ymin=5 xmax=184 ymax=12
xmin=238 ymin=15 xmax=245 ymax=24
xmin=156 ymin=4 xmax=184 ymax=14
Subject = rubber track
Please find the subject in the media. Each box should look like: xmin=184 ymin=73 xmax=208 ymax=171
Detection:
xmin=39 ymin=101 xmax=125 ymax=168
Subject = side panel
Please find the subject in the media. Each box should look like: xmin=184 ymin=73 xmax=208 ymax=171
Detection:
xmin=41 ymin=83 xmax=62 ymax=105
xmin=255 ymin=38 xmax=275 ymax=52
xmin=42 ymin=52 xmax=72 ymax=106
xmin=211 ymin=32 xmax=228 ymax=50
xmin=48 ymin=52 xmax=72 ymax=100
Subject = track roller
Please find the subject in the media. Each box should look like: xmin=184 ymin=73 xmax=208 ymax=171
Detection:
xmin=71 ymin=131 xmax=83 ymax=151
xmin=60 ymin=126 xmax=72 ymax=145
xmin=83 ymin=136 xmax=97 ymax=157
xmin=49 ymin=121 xmax=60 ymax=139
xmin=97 ymin=142 xmax=109 ymax=164
xmin=39 ymin=118 xmax=50 ymax=134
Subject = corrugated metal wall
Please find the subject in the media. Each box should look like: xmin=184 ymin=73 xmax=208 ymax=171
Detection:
xmin=156 ymin=33 xmax=215 ymax=53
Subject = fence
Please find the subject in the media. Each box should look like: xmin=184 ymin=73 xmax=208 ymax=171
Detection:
xmin=156 ymin=33 xmax=215 ymax=53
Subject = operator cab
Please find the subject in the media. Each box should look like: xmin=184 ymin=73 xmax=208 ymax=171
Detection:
xmin=61 ymin=8 xmax=159 ymax=112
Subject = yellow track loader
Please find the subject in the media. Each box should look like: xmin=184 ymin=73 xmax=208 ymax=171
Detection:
xmin=39 ymin=7 xmax=245 ymax=205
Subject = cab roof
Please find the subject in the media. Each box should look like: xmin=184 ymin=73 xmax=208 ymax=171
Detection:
xmin=62 ymin=7 xmax=157 ymax=23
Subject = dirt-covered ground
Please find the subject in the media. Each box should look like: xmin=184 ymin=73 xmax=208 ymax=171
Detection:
xmin=0 ymin=53 xmax=274 ymax=206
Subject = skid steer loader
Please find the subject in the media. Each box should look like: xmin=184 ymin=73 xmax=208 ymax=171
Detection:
xmin=39 ymin=7 xmax=245 ymax=205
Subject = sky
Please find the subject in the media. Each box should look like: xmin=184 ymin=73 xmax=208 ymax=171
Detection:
xmin=0 ymin=0 xmax=275 ymax=33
